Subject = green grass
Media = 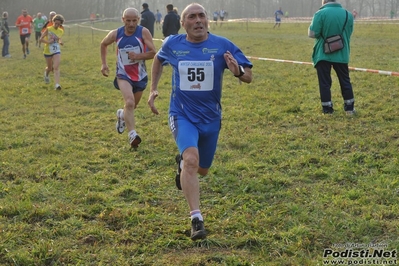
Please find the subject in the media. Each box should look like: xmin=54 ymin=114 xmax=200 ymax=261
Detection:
xmin=1 ymin=21 xmax=399 ymax=265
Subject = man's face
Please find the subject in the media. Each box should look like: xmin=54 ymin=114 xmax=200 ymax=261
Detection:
xmin=182 ymin=5 xmax=208 ymax=41
xmin=123 ymin=12 xmax=140 ymax=34
xmin=22 ymin=10 xmax=28 ymax=17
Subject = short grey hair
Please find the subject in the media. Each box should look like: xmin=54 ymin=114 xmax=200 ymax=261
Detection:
xmin=122 ymin=8 xmax=139 ymax=18
xmin=181 ymin=3 xmax=207 ymax=21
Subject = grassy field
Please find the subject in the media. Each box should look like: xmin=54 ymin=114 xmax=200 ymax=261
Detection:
xmin=1 ymin=20 xmax=399 ymax=265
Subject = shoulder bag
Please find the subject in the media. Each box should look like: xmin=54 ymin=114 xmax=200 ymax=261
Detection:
xmin=321 ymin=11 xmax=348 ymax=54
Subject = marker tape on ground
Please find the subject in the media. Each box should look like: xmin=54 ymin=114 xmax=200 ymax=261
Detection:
xmin=247 ymin=56 xmax=399 ymax=77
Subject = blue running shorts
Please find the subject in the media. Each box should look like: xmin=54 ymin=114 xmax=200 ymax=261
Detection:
xmin=169 ymin=115 xmax=221 ymax=169
xmin=113 ymin=75 xmax=147 ymax=93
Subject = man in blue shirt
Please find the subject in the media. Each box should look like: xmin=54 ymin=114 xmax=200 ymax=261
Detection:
xmin=148 ymin=3 xmax=253 ymax=241
xmin=155 ymin=9 xmax=162 ymax=30
xmin=101 ymin=8 xmax=156 ymax=149
xmin=273 ymin=7 xmax=284 ymax=28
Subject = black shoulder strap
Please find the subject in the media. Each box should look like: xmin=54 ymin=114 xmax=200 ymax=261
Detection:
xmin=320 ymin=10 xmax=348 ymax=40
xmin=42 ymin=21 xmax=49 ymax=31
xmin=341 ymin=11 xmax=348 ymax=33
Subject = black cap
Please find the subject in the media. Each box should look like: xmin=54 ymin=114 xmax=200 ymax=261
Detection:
xmin=142 ymin=3 xmax=148 ymax=8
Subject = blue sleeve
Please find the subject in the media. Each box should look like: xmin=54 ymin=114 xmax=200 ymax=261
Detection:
xmin=156 ymin=36 xmax=172 ymax=65
xmin=229 ymin=42 xmax=253 ymax=69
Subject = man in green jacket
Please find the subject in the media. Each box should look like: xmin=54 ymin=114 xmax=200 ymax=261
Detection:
xmin=308 ymin=0 xmax=355 ymax=115
xmin=33 ymin=12 xmax=46 ymax=47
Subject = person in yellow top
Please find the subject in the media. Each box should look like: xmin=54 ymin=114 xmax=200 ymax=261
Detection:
xmin=41 ymin=11 xmax=64 ymax=33
xmin=40 ymin=14 xmax=65 ymax=90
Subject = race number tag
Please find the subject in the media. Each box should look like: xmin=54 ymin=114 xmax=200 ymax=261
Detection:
xmin=50 ymin=43 xmax=60 ymax=54
xmin=120 ymin=46 xmax=141 ymax=65
xmin=22 ymin=28 xmax=29 ymax=34
xmin=178 ymin=61 xmax=214 ymax=91
xmin=37 ymin=23 xmax=43 ymax=28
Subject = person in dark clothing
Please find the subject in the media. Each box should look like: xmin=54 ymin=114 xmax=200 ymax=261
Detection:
xmin=162 ymin=4 xmax=180 ymax=38
xmin=308 ymin=0 xmax=355 ymax=115
xmin=173 ymin=7 xmax=180 ymax=22
xmin=140 ymin=3 xmax=155 ymax=37
xmin=1 ymin=11 xmax=11 ymax=57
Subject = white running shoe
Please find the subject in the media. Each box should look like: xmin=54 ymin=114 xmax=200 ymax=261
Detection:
xmin=44 ymin=71 xmax=50 ymax=84
xmin=55 ymin=84 xmax=62 ymax=90
xmin=116 ymin=109 xmax=125 ymax=134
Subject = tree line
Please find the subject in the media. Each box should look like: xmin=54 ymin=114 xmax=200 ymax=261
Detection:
xmin=1 ymin=0 xmax=398 ymax=25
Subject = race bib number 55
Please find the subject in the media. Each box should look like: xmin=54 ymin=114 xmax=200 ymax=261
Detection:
xmin=178 ymin=61 xmax=214 ymax=91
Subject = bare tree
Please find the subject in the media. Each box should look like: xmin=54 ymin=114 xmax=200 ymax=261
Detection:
xmin=1 ymin=0 xmax=397 ymax=24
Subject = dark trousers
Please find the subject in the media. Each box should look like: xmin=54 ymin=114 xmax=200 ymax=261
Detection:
xmin=316 ymin=60 xmax=354 ymax=112
xmin=2 ymin=35 xmax=9 ymax=56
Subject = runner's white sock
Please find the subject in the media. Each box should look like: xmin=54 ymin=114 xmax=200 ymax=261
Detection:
xmin=190 ymin=210 xmax=203 ymax=221
xmin=128 ymin=130 xmax=137 ymax=138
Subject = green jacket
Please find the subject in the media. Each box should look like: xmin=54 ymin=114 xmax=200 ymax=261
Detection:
xmin=1 ymin=18 xmax=8 ymax=34
xmin=308 ymin=2 xmax=354 ymax=66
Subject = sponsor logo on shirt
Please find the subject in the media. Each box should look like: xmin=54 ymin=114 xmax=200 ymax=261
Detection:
xmin=173 ymin=50 xmax=190 ymax=56
xmin=202 ymin=48 xmax=218 ymax=54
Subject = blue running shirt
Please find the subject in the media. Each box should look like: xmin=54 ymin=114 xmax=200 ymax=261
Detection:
xmin=157 ymin=33 xmax=253 ymax=124
xmin=115 ymin=26 xmax=148 ymax=82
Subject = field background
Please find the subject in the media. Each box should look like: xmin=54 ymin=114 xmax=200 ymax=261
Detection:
xmin=1 ymin=19 xmax=399 ymax=265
